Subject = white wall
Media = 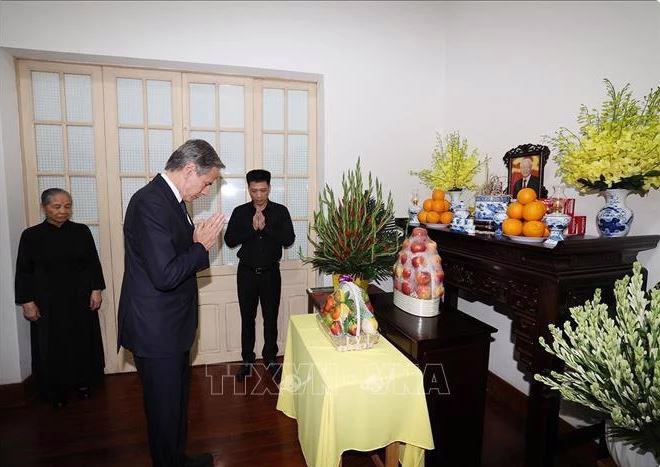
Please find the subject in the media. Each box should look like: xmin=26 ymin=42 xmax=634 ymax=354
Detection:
xmin=0 ymin=0 xmax=447 ymax=209
xmin=443 ymin=0 xmax=660 ymax=396
xmin=0 ymin=46 xmax=30 ymax=384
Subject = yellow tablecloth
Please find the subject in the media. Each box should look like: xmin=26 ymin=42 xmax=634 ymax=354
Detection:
xmin=276 ymin=314 xmax=434 ymax=467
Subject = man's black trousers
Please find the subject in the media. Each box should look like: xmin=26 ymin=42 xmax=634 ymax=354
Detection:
xmin=134 ymin=351 xmax=190 ymax=467
xmin=237 ymin=264 xmax=281 ymax=364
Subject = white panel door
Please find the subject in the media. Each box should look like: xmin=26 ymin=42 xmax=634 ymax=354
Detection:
xmin=255 ymin=79 xmax=318 ymax=357
xmin=17 ymin=61 xmax=117 ymax=372
xmin=103 ymin=67 xmax=183 ymax=372
xmin=184 ymin=74 xmax=317 ymax=365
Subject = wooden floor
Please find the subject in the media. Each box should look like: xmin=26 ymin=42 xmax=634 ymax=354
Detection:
xmin=0 ymin=362 xmax=599 ymax=467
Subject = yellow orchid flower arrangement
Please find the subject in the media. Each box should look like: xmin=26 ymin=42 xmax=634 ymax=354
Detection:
xmin=411 ymin=131 xmax=487 ymax=191
xmin=548 ymin=79 xmax=660 ymax=195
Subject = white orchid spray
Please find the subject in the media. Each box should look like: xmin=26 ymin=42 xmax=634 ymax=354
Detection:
xmin=535 ymin=262 xmax=660 ymax=458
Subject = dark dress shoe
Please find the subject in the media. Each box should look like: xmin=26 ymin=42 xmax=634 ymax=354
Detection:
xmin=76 ymin=386 xmax=91 ymax=399
xmin=235 ymin=364 xmax=252 ymax=381
xmin=184 ymin=452 xmax=213 ymax=467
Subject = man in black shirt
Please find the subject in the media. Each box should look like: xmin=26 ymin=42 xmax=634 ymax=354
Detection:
xmin=224 ymin=169 xmax=295 ymax=381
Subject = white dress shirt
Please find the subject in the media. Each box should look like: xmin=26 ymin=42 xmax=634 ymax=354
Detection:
xmin=161 ymin=172 xmax=192 ymax=225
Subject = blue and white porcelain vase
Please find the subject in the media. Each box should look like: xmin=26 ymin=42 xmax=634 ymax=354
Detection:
xmin=596 ymin=189 xmax=634 ymax=238
xmin=447 ymin=190 xmax=463 ymax=212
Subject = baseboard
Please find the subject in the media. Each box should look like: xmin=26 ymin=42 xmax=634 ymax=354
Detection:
xmin=0 ymin=374 xmax=36 ymax=409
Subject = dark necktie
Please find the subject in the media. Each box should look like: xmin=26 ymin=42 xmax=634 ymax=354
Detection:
xmin=179 ymin=200 xmax=190 ymax=224
xmin=523 ymin=178 xmax=528 ymax=188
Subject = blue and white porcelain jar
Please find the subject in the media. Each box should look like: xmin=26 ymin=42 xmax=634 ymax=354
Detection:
xmin=596 ymin=189 xmax=634 ymax=237
xmin=474 ymin=195 xmax=511 ymax=221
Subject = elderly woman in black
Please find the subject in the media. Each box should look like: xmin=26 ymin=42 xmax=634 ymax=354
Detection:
xmin=15 ymin=188 xmax=105 ymax=408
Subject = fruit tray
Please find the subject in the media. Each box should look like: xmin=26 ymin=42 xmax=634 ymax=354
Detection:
xmin=315 ymin=312 xmax=379 ymax=352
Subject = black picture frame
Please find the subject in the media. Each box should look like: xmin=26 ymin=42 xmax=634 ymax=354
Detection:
xmin=503 ymin=144 xmax=549 ymax=199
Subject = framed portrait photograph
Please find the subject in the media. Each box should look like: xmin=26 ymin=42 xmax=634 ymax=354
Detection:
xmin=503 ymin=144 xmax=550 ymax=199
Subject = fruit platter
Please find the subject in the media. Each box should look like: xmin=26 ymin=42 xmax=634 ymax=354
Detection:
xmin=316 ymin=278 xmax=380 ymax=351
xmin=417 ymin=189 xmax=454 ymax=227
xmin=501 ymin=188 xmax=550 ymax=242
xmin=393 ymin=227 xmax=444 ymax=317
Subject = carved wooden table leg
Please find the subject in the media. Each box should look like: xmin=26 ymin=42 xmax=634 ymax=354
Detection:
xmin=526 ymin=378 xmax=560 ymax=467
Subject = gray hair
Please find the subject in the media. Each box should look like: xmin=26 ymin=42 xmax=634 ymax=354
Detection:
xmin=41 ymin=188 xmax=71 ymax=206
xmin=164 ymin=139 xmax=225 ymax=174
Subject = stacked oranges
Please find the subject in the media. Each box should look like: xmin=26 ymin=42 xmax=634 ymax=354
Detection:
xmin=418 ymin=189 xmax=454 ymax=225
xmin=502 ymin=188 xmax=549 ymax=237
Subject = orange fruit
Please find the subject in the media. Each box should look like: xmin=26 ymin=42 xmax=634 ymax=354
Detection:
xmin=517 ymin=187 xmax=537 ymax=205
xmin=439 ymin=212 xmax=453 ymax=224
xmin=544 ymin=227 xmax=550 ymax=237
xmin=432 ymin=189 xmax=446 ymax=201
xmin=423 ymin=199 xmax=434 ymax=211
xmin=417 ymin=210 xmax=429 ymax=223
xmin=431 ymin=200 xmax=445 ymax=213
xmin=522 ymin=200 xmax=546 ymax=221
xmin=443 ymin=200 xmax=451 ymax=212
xmin=426 ymin=211 xmax=441 ymax=224
xmin=502 ymin=218 xmax=523 ymax=236
xmin=522 ymin=220 xmax=546 ymax=237
xmin=506 ymin=202 xmax=524 ymax=219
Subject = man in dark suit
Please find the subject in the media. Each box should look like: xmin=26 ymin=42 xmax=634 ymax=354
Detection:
xmin=512 ymin=157 xmax=541 ymax=198
xmin=224 ymin=169 xmax=294 ymax=382
xmin=118 ymin=139 xmax=225 ymax=467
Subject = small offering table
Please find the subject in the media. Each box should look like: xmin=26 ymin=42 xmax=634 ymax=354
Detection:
xmin=276 ymin=314 xmax=434 ymax=467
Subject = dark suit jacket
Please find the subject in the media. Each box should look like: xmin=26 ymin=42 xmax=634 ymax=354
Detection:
xmin=118 ymin=174 xmax=209 ymax=358
xmin=512 ymin=175 xmax=541 ymax=198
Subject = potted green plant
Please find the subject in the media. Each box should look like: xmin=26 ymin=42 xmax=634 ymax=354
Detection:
xmin=410 ymin=131 xmax=487 ymax=207
xmin=547 ymin=79 xmax=660 ymax=237
xmin=301 ymin=159 xmax=401 ymax=288
xmin=535 ymin=262 xmax=660 ymax=466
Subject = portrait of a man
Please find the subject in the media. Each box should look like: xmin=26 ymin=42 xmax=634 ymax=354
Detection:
xmin=510 ymin=156 xmax=541 ymax=198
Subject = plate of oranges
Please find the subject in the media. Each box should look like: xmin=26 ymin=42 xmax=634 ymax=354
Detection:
xmin=417 ymin=189 xmax=454 ymax=226
xmin=501 ymin=188 xmax=550 ymax=242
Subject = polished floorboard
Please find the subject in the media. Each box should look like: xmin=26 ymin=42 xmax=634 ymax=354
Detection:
xmin=0 ymin=362 xmax=598 ymax=467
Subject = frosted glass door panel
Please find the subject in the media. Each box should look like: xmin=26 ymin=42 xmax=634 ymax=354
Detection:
xmin=263 ymin=88 xmax=284 ymax=131
xmin=148 ymin=129 xmax=173 ymax=174
xmin=286 ymin=179 xmax=309 ymax=218
xmin=190 ymin=131 xmax=216 ymax=149
xmin=189 ymin=83 xmax=215 ymax=128
xmin=192 ymin=183 xmax=219 ymax=222
xmin=64 ymin=74 xmax=93 ymax=123
xmin=35 ymin=125 xmax=64 ymax=172
xmin=70 ymin=176 xmax=98 ymax=222
xmin=221 ymin=179 xmax=246 ymax=215
xmin=263 ymin=134 xmax=284 ymax=175
xmin=67 ymin=126 xmax=95 ymax=172
xmin=287 ymin=90 xmax=308 ymax=132
xmin=88 ymin=225 xmax=101 ymax=252
xmin=119 ymin=128 xmax=145 ymax=174
xmin=219 ymin=132 xmax=245 ymax=175
xmin=38 ymin=176 xmax=66 ymax=195
xmin=146 ymin=80 xmax=172 ymax=126
xmin=31 ymin=72 xmax=61 ymax=121
xmin=209 ymin=245 xmax=221 ymax=267
xmin=222 ymin=244 xmax=239 ymax=266
xmin=121 ymin=178 xmax=146 ymax=221
xmin=289 ymin=221 xmax=308 ymax=259
xmin=117 ymin=78 xmax=144 ymax=125
xmin=269 ymin=178 xmax=285 ymax=205
xmin=219 ymin=85 xmax=244 ymax=128
xmin=287 ymin=135 xmax=308 ymax=176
